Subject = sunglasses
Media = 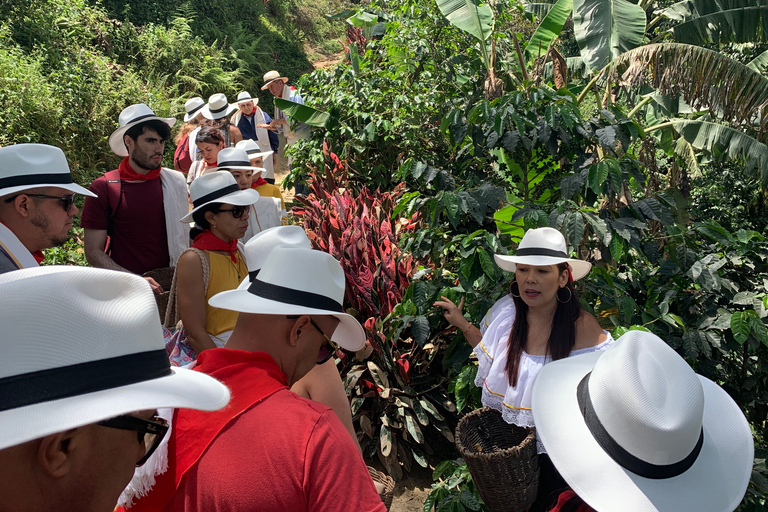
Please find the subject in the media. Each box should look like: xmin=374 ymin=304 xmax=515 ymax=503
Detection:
xmin=287 ymin=315 xmax=340 ymax=364
xmin=4 ymin=193 xmax=76 ymax=212
xmin=214 ymin=205 xmax=250 ymax=219
xmin=97 ymin=414 xmax=169 ymax=467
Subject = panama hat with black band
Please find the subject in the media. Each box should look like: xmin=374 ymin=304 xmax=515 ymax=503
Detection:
xmin=206 ymin=147 xmax=263 ymax=173
xmin=494 ymin=227 xmax=592 ymax=280
xmin=261 ymin=70 xmax=289 ymax=90
xmin=532 ymin=330 xmax=754 ymax=512
xmin=0 ymin=265 xmax=231 ymax=451
xmin=235 ymin=139 xmax=274 ymax=161
xmin=108 ymin=103 xmax=176 ymax=157
xmin=210 ymin=245 xmax=366 ymax=352
xmin=201 ymin=93 xmax=238 ymax=121
xmin=236 ymin=91 xmax=258 ymax=105
xmin=0 ymin=144 xmax=96 ymax=198
xmin=183 ymin=97 xmax=205 ymax=122
xmin=181 ymin=171 xmax=259 ymax=224
xmin=236 ymin=225 xmax=311 ymax=290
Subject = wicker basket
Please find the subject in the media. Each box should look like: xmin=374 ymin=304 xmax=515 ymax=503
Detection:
xmin=455 ymin=407 xmax=539 ymax=512
xmin=143 ymin=267 xmax=175 ymax=321
xmin=367 ymin=466 xmax=395 ymax=510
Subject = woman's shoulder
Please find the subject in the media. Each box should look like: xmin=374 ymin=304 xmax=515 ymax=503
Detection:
xmin=573 ymin=311 xmax=609 ymax=350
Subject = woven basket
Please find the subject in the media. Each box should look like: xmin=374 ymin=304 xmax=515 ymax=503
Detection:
xmin=455 ymin=407 xmax=539 ymax=512
xmin=143 ymin=267 xmax=175 ymax=321
xmin=367 ymin=466 xmax=395 ymax=510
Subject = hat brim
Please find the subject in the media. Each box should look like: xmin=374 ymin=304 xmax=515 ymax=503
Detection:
xmin=0 ymin=365 xmax=230 ymax=450
xmin=0 ymin=182 xmax=96 ymax=198
xmin=209 ymin=288 xmax=366 ymax=352
xmin=531 ymin=352 xmax=754 ymax=512
xmin=184 ymin=111 xmax=203 ymax=123
xmin=201 ymin=103 xmax=238 ymax=120
xmin=260 ymin=77 xmax=288 ymax=90
xmin=108 ymin=117 xmax=177 ymax=157
xmin=206 ymin=166 xmax=262 ymax=173
xmin=181 ymin=188 xmax=260 ymax=223
xmin=244 ymin=150 xmax=274 ymax=159
xmin=237 ymin=98 xmax=258 ymax=106
xmin=494 ymin=254 xmax=592 ymax=281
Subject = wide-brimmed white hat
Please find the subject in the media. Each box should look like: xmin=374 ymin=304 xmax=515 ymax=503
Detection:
xmin=181 ymin=171 xmax=259 ymax=223
xmin=494 ymin=227 xmax=591 ymax=280
xmin=236 ymin=91 xmax=258 ymax=105
xmin=210 ymin=246 xmax=365 ymax=352
xmin=206 ymin=147 xmax=260 ymax=172
xmin=236 ymin=225 xmax=311 ymax=290
xmin=201 ymin=93 xmax=238 ymax=120
xmin=0 ymin=266 xmax=231 ymax=450
xmin=532 ymin=331 xmax=754 ymax=512
xmin=183 ymin=96 xmax=205 ymax=122
xmin=0 ymin=144 xmax=96 ymax=198
xmin=261 ymin=70 xmax=289 ymax=90
xmin=235 ymin=139 xmax=274 ymax=160
xmin=109 ymin=104 xmax=176 ymax=157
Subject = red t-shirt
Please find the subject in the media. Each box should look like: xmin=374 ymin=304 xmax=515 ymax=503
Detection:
xmin=80 ymin=175 xmax=171 ymax=274
xmin=165 ymin=387 xmax=386 ymax=512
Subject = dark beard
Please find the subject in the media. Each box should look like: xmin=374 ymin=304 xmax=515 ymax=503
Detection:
xmin=30 ymin=210 xmax=69 ymax=247
xmin=132 ymin=151 xmax=162 ymax=171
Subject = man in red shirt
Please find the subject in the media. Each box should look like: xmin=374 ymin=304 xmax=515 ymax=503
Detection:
xmin=81 ymin=104 xmax=189 ymax=293
xmin=124 ymin=246 xmax=386 ymax=512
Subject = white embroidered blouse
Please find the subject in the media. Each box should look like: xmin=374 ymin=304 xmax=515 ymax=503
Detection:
xmin=474 ymin=294 xmax=614 ymax=452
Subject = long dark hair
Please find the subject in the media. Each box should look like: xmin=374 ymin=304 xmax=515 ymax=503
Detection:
xmin=505 ymin=263 xmax=582 ymax=386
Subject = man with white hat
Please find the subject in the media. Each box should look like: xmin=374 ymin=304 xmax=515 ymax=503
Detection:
xmin=125 ymin=246 xmax=386 ymax=512
xmin=0 ymin=144 xmax=96 ymax=273
xmin=230 ymin=91 xmax=279 ymax=183
xmin=81 ymin=104 xmax=189 ymax=293
xmin=532 ymin=330 xmax=754 ymax=512
xmin=0 ymin=266 xmax=230 ymax=512
xmin=262 ymin=70 xmax=311 ymax=194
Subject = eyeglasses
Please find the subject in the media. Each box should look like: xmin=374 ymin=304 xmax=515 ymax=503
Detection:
xmin=287 ymin=315 xmax=339 ymax=364
xmin=215 ymin=205 xmax=250 ymax=219
xmin=4 ymin=193 xmax=76 ymax=212
xmin=97 ymin=414 xmax=169 ymax=467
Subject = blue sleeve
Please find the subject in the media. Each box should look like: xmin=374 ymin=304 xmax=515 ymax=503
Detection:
xmin=290 ymin=90 xmax=305 ymax=105
xmin=264 ymin=112 xmax=272 ymax=123
xmin=268 ymin=130 xmax=279 ymax=152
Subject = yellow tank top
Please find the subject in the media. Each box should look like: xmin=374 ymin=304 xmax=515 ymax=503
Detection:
xmin=204 ymin=250 xmax=248 ymax=337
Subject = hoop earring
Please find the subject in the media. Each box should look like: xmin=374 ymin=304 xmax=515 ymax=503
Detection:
xmin=557 ymin=286 xmax=572 ymax=303
xmin=510 ymin=282 xmax=521 ymax=298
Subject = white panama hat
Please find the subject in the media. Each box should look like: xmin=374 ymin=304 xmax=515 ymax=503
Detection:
xmin=206 ymin=147 xmax=261 ymax=172
xmin=236 ymin=91 xmax=258 ymax=105
xmin=0 ymin=266 xmax=231 ymax=450
xmin=0 ymin=144 xmax=96 ymax=198
xmin=235 ymin=139 xmax=274 ymax=160
xmin=108 ymin=103 xmax=176 ymax=157
xmin=201 ymin=93 xmax=238 ymax=121
xmin=183 ymin=96 xmax=205 ymax=122
xmin=181 ymin=171 xmax=259 ymax=223
xmin=494 ymin=227 xmax=592 ymax=280
xmin=261 ymin=70 xmax=289 ymax=90
xmin=210 ymin=245 xmax=366 ymax=352
xmin=236 ymin=225 xmax=311 ymax=290
xmin=532 ymin=330 xmax=754 ymax=512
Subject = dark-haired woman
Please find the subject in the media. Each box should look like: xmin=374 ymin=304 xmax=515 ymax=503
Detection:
xmin=187 ymin=126 xmax=226 ymax=186
xmin=434 ymin=227 xmax=612 ymax=510
xmin=176 ymin=171 xmax=259 ymax=354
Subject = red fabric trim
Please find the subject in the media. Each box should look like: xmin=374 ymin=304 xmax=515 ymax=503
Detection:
xmin=32 ymin=251 xmax=44 ymax=264
xmin=192 ymin=229 xmax=238 ymax=263
xmin=122 ymin=349 xmax=288 ymax=512
xmin=251 ymin=177 xmax=267 ymax=188
xmin=547 ymin=490 xmax=594 ymax=512
xmin=118 ymin=157 xmax=161 ymax=181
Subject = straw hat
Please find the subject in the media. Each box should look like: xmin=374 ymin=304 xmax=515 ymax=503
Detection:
xmin=0 ymin=266 xmax=231 ymax=450
xmin=181 ymin=171 xmax=259 ymax=223
xmin=0 ymin=144 xmax=96 ymax=198
xmin=494 ymin=227 xmax=592 ymax=280
xmin=236 ymin=225 xmax=311 ymax=289
xmin=108 ymin=104 xmax=176 ymax=157
xmin=183 ymin=97 xmax=205 ymax=122
xmin=201 ymin=93 xmax=238 ymax=120
xmin=209 ymin=246 xmax=365 ymax=352
xmin=532 ymin=331 xmax=754 ymax=512
xmin=261 ymin=70 xmax=289 ymax=90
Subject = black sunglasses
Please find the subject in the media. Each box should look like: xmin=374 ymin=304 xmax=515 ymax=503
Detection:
xmin=97 ymin=414 xmax=169 ymax=467
xmin=214 ymin=205 xmax=249 ymax=219
xmin=4 ymin=193 xmax=76 ymax=212
xmin=287 ymin=315 xmax=339 ymax=364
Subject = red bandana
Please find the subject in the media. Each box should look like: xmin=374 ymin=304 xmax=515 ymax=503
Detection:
xmin=118 ymin=157 xmax=161 ymax=181
xmin=251 ymin=177 xmax=267 ymax=188
xmin=32 ymin=251 xmax=45 ymax=264
xmin=192 ymin=229 xmax=239 ymax=263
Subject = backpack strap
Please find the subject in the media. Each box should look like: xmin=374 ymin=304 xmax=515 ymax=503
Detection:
xmin=103 ymin=169 xmax=122 ymax=255
xmin=163 ymin=247 xmax=210 ymax=329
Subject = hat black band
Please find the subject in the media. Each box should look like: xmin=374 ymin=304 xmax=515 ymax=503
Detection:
xmin=193 ymin=184 xmax=241 ymax=208
xmin=187 ymin=104 xmax=204 ymax=116
xmin=0 ymin=172 xmax=73 ymax=189
xmin=245 ymin=149 xmax=261 ymax=155
xmin=515 ymin=247 xmax=569 ymax=259
xmin=220 ymin=160 xmax=252 ymax=167
xmin=248 ymin=278 xmax=343 ymax=312
xmin=123 ymin=113 xmax=158 ymax=126
xmin=210 ymin=104 xmax=229 ymax=114
xmin=248 ymin=269 xmax=260 ymax=282
xmin=577 ymin=372 xmax=704 ymax=479
xmin=0 ymin=349 xmax=172 ymax=412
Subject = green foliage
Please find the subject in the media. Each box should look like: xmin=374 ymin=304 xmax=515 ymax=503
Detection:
xmin=42 ymin=228 xmax=88 ymax=266
xmin=424 ymin=459 xmax=488 ymax=512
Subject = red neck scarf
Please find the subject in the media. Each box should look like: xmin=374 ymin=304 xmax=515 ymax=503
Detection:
xmin=118 ymin=157 xmax=161 ymax=181
xmin=251 ymin=177 xmax=267 ymax=188
xmin=32 ymin=251 xmax=44 ymax=264
xmin=121 ymin=350 xmax=288 ymax=512
xmin=192 ymin=229 xmax=239 ymax=263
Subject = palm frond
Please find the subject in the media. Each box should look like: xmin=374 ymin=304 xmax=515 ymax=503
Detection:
xmin=674 ymin=137 xmax=701 ymax=178
xmin=670 ymin=7 xmax=768 ymax=45
xmin=747 ymin=49 xmax=768 ymax=73
xmin=662 ymin=0 xmax=768 ymax=22
xmin=523 ymin=1 xmax=560 ymax=19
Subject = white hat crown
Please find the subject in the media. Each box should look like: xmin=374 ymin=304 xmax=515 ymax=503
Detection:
xmin=244 ymin=225 xmax=311 ymax=273
xmin=257 ymin=246 xmax=345 ymax=305
xmin=236 ymin=91 xmax=255 ymax=104
xmin=184 ymin=97 xmax=205 ymax=113
xmin=118 ymin=103 xmax=159 ymax=128
xmin=518 ymin=227 xmax=568 ymax=255
xmin=189 ymin=171 xmax=242 ymax=205
xmin=0 ymin=144 xmax=95 ymax=197
xmin=217 ymin=148 xmax=253 ymax=168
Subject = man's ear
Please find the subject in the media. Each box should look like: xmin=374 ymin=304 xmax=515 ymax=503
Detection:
xmin=37 ymin=428 xmax=83 ymax=479
xmin=123 ymin=134 xmax=134 ymax=154
xmin=10 ymin=194 xmax=33 ymax=218
xmin=286 ymin=315 xmax=311 ymax=348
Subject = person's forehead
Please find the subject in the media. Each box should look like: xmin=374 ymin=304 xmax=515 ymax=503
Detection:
xmin=139 ymin=128 xmax=162 ymax=140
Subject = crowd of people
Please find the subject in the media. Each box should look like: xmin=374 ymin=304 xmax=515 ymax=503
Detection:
xmin=0 ymin=67 xmax=757 ymax=512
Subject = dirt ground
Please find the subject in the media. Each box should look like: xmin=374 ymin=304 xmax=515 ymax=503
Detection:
xmin=388 ymin=465 xmax=433 ymax=512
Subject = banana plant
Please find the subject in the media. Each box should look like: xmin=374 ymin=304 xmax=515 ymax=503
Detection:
xmin=663 ymin=0 xmax=768 ymax=45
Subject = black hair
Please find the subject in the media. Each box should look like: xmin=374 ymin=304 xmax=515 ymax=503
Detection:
xmin=196 ymin=126 xmax=225 ymax=146
xmin=124 ymin=119 xmax=172 ymax=148
xmin=191 ymin=202 xmax=222 ymax=232
xmin=505 ymin=262 xmax=582 ymax=386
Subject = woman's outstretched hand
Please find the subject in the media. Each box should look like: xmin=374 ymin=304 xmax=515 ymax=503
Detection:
xmin=434 ymin=296 xmax=468 ymax=329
